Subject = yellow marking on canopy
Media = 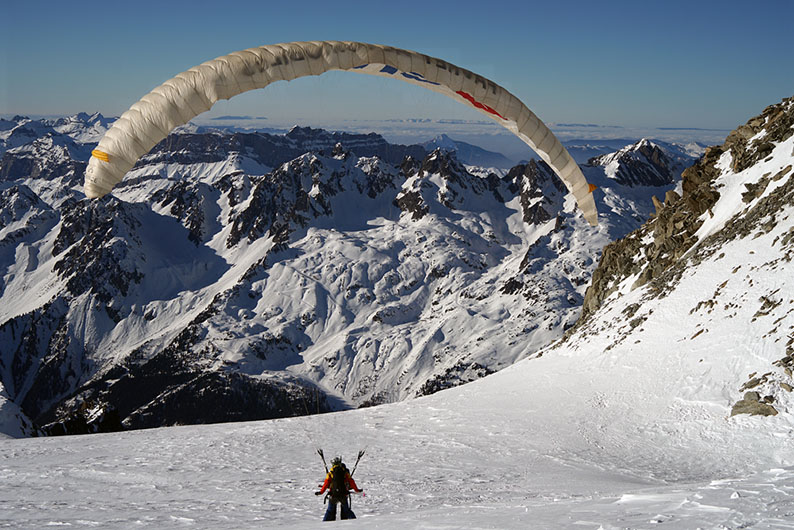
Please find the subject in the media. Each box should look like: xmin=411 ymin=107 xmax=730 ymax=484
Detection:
xmin=91 ymin=149 xmax=110 ymax=163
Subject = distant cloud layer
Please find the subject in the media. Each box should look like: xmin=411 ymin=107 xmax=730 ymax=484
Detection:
xmin=209 ymin=116 xmax=268 ymax=121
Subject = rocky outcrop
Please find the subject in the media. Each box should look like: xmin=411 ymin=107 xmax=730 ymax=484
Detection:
xmin=0 ymin=185 xmax=49 ymax=230
xmin=39 ymin=293 xmax=334 ymax=435
xmin=226 ymin=155 xmax=334 ymax=247
xmin=0 ymin=185 xmax=58 ymax=255
xmin=226 ymin=151 xmax=401 ymax=247
xmin=580 ymin=97 xmax=794 ymax=322
xmin=152 ymin=180 xmax=218 ymax=245
xmin=729 ymin=346 xmax=794 ymax=418
xmin=724 ymin=100 xmax=794 ymax=174
xmin=52 ymin=198 xmax=145 ymax=307
xmin=505 ymin=160 xmax=566 ymax=225
xmin=415 ymin=361 xmax=495 ymax=397
xmin=396 ymin=149 xmax=505 ymax=219
xmin=0 ymin=136 xmax=86 ymax=188
xmin=731 ymin=392 xmax=778 ymax=417
xmin=44 ymin=357 xmax=332 ymax=434
xmin=395 ymin=188 xmax=429 ymax=220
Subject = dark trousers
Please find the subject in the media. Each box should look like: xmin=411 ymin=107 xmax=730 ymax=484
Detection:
xmin=323 ymin=497 xmax=356 ymax=521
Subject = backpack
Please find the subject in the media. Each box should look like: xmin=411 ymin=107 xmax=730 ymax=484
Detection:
xmin=328 ymin=463 xmax=349 ymax=501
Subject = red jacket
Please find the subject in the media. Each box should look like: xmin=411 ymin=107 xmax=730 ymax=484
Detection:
xmin=319 ymin=470 xmax=361 ymax=494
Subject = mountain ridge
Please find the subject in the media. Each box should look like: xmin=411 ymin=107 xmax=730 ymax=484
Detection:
xmin=0 ymin=113 xmax=699 ymax=437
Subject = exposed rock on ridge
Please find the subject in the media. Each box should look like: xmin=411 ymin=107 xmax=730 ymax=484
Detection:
xmin=581 ymin=96 xmax=794 ymax=322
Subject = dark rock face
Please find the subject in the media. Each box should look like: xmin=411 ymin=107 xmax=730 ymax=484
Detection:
xmin=395 ymin=149 xmax=506 ymax=220
xmin=395 ymin=188 xmax=429 ymax=220
xmin=1 ymin=298 xmax=80 ymax=425
xmin=53 ymin=198 xmax=145 ymax=306
xmin=225 ymin=149 xmax=407 ymax=248
xmin=38 ymin=293 xmax=333 ymax=435
xmin=1 ymin=198 xmax=151 ymax=429
xmin=2 ymin=302 xmax=52 ymax=399
xmin=354 ymin=155 xmax=401 ymax=198
xmin=505 ymin=160 xmax=566 ymax=225
xmin=415 ymin=361 xmax=495 ymax=397
xmin=227 ymin=156 xmax=322 ymax=247
xmin=0 ymin=185 xmax=59 ymax=255
xmin=580 ymin=97 xmax=794 ymax=322
xmin=420 ymin=148 xmax=470 ymax=180
xmin=20 ymin=311 xmax=89 ymax=422
xmin=152 ymin=180 xmax=218 ymax=245
xmin=44 ymin=352 xmax=331 ymax=434
xmin=0 ymin=185 xmax=48 ymax=229
xmin=724 ymin=101 xmax=794 ymax=173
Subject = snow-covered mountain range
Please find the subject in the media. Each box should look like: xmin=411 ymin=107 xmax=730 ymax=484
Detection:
xmin=0 ymin=111 xmax=717 ymax=437
xmin=1 ymin=96 xmax=792 ymax=528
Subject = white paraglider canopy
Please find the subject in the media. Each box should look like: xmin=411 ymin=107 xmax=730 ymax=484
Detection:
xmin=85 ymin=41 xmax=598 ymax=226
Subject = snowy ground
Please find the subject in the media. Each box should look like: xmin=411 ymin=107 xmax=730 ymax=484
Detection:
xmin=2 ymin=324 xmax=793 ymax=529
xmin=3 ymin=198 xmax=794 ymax=527
xmin=2 ymin=112 xmax=792 ymax=528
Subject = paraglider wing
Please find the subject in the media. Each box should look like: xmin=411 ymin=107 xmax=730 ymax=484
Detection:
xmin=85 ymin=41 xmax=598 ymax=226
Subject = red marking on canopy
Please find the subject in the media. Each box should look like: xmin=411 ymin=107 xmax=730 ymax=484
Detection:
xmin=456 ymin=90 xmax=506 ymax=120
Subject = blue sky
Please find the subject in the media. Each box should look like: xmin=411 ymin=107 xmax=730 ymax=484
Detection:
xmin=2 ymin=0 xmax=792 ymax=132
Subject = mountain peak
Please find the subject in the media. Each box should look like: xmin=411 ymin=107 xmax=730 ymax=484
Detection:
xmin=421 ymin=147 xmax=465 ymax=176
xmin=422 ymin=135 xmax=514 ymax=169
xmin=588 ymin=138 xmax=682 ymax=187
xmin=429 ymin=133 xmax=456 ymax=148
xmin=286 ymin=124 xmax=318 ymax=136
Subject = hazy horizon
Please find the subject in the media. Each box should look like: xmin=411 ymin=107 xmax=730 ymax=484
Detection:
xmin=2 ymin=110 xmax=732 ymax=163
xmin=2 ymin=0 xmax=792 ymax=137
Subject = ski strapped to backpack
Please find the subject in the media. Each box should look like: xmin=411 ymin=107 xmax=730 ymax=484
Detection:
xmin=317 ymin=448 xmax=329 ymax=473
xmin=351 ymin=449 xmax=365 ymax=477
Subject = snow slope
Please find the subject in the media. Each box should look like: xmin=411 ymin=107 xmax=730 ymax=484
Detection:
xmin=1 ymin=288 xmax=792 ymax=528
xmin=1 ymin=101 xmax=793 ymax=527
xmin=1 ymin=113 xmax=698 ymax=435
